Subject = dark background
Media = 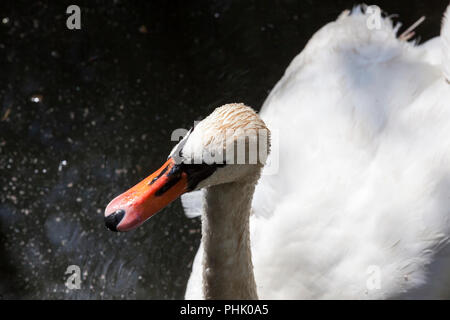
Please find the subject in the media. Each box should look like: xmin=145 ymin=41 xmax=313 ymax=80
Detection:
xmin=0 ymin=0 xmax=448 ymax=299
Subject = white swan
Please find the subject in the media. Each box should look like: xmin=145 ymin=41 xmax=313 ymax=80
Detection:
xmin=105 ymin=5 xmax=450 ymax=299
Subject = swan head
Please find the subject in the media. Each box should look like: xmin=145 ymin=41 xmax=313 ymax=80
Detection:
xmin=104 ymin=103 xmax=270 ymax=232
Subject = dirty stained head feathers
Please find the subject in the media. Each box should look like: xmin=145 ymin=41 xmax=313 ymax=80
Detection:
xmin=172 ymin=103 xmax=271 ymax=168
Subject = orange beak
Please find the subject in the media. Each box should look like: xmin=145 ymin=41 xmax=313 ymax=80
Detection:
xmin=104 ymin=157 xmax=188 ymax=232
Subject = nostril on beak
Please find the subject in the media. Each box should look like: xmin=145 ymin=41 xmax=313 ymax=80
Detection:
xmin=104 ymin=209 xmax=125 ymax=232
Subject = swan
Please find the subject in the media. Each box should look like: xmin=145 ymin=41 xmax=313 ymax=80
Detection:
xmin=104 ymin=5 xmax=450 ymax=299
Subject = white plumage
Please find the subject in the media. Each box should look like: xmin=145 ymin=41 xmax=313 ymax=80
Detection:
xmin=184 ymin=5 xmax=450 ymax=299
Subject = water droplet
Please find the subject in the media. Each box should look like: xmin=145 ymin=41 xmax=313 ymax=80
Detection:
xmin=138 ymin=25 xmax=148 ymax=34
xmin=58 ymin=160 xmax=68 ymax=171
xmin=30 ymin=94 xmax=43 ymax=103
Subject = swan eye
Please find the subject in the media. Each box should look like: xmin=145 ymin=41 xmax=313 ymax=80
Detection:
xmin=149 ymin=160 xmax=225 ymax=195
xmin=180 ymin=162 xmax=226 ymax=191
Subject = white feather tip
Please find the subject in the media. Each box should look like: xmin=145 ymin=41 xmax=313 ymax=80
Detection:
xmin=442 ymin=4 xmax=450 ymax=81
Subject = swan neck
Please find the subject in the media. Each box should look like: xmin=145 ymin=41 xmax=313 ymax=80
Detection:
xmin=201 ymin=176 xmax=258 ymax=300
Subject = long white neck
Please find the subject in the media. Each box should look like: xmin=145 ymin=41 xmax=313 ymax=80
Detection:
xmin=201 ymin=175 xmax=259 ymax=299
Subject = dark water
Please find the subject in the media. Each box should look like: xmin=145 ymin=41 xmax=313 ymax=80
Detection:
xmin=0 ymin=0 xmax=447 ymax=299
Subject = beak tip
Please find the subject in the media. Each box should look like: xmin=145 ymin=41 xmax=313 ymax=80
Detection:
xmin=104 ymin=209 xmax=126 ymax=232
